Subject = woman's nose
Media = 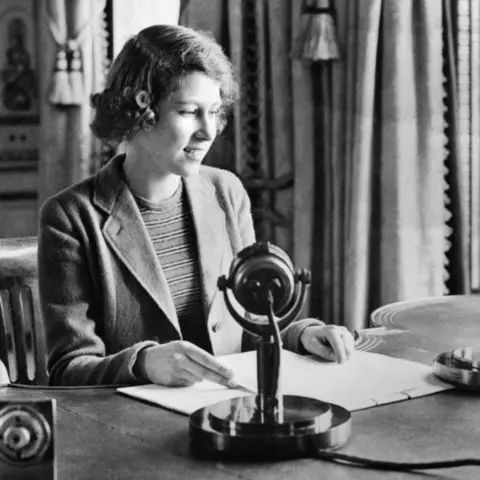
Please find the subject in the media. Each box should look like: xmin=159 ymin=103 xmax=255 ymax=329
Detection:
xmin=196 ymin=113 xmax=217 ymax=140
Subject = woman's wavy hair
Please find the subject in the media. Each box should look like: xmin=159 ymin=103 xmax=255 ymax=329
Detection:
xmin=90 ymin=24 xmax=239 ymax=146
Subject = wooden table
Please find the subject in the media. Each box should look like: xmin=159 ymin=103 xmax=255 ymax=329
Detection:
xmin=2 ymin=295 xmax=480 ymax=479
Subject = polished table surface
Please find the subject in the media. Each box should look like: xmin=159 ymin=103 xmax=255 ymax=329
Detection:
xmin=2 ymin=295 xmax=480 ymax=479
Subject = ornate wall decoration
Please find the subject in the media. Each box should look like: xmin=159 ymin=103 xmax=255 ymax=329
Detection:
xmin=0 ymin=0 xmax=39 ymax=170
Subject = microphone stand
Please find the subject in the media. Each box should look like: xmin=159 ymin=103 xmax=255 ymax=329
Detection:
xmin=255 ymin=291 xmax=282 ymax=422
xmin=189 ymin=242 xmax=352 ymax=459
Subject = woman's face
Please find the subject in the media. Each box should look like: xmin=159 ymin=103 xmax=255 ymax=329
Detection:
xmin=138 ymin=71 xmax=222 ymax=177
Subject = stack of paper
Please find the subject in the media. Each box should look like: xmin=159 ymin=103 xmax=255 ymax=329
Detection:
xmin=117 ymin=350 xmax=453 ymax=415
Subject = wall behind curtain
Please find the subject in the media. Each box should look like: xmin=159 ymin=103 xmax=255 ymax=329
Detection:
xmin=111 ymin=0 xmax=180 ymax=56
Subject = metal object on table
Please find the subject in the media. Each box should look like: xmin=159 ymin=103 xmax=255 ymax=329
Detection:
xmin=452 ymin=346 xmax=480 ymax=370
xmin=189 ymin=242 xmax=351 ymax=460
xmin=433 ymin=346 xmax=480 ymax=390
xmin=0 ymin=399 xmax=56 ymax=480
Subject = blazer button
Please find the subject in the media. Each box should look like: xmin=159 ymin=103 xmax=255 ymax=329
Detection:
xmin=211 ymin=322 xmax=220 ymax=333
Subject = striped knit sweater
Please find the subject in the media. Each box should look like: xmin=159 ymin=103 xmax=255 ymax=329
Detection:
xmin=132 ymin=180 xmax=212 ymax=352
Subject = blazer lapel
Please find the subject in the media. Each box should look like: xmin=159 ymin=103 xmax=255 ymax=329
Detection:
xmin=184 ymin=175 xmax=226 ymax=318
xmin=93 ymin=156 xmax=180 ymax=335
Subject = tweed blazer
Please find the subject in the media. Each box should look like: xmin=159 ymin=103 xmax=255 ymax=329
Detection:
xmin=38 ymin=155 xmax=320 ymax=386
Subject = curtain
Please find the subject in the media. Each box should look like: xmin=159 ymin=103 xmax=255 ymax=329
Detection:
xmin=38 ymin=0 xmax=109 ymax=206
xmin=443 ymin=0 xmax=478 ymax=293
xmin=182 ymin=0 xmax=314 ymax=267
xmin=310 ymin=0 xmax=448 ymax=330
xmin=227 ymin=0 xmax=296 ymax=255
xmin=182 ymin=0 xmax=450 ymax=329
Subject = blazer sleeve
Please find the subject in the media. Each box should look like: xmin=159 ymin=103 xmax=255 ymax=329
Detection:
xmin=38 ymin=197 xmax=157 ymax=386
xmin=232 ymin=176 xmax=324 ymax=353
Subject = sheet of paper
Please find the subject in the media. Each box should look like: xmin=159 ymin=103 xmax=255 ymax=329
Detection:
xmin=117 ymin=350 xmax=454 ymax=415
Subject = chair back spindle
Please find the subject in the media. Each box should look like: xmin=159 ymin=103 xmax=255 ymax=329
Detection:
xmin=0 ymin=237 xmax=48 ymax=385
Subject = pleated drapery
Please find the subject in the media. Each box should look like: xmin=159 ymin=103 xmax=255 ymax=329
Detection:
xmin=38 ymin=0 xmax=109 ymax=206
xmin=184 ymin=1 xmax=456 ymax=328
xmin=182 ymin=0 xmax=315 ymax=266
xmin=443 ymin=0 xmax=479 ymax=294
xmin=310 ymin=0 xmax=448 ymax=330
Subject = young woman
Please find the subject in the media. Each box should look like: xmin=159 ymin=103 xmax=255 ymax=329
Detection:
xmin=38 ymin=24 xmax=354 ymax=386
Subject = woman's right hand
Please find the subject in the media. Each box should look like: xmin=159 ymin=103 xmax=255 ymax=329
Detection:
xmin=134 ymin=341 xmax=238 ymax=388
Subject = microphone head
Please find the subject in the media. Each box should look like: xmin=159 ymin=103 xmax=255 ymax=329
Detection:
xmin=228 ymin=242 xmax=295 ymax=316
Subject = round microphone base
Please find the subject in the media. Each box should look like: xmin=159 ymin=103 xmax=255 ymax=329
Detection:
xmin=189 ymin=394 xmax=351 ymax=460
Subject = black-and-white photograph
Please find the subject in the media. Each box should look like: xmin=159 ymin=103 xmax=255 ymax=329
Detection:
xmin=0 ymin=1 xmax=479 ymax=479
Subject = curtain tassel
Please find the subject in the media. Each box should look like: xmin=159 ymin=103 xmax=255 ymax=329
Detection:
xmin=49 ymin=48 xmax=73 ymax=105
xmin=292 ymin=0 xmax=340 ymax=63
xmin=68 ymin=40 xmax=84 ymax=105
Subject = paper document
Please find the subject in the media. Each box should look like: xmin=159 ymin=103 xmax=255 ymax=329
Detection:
xmin=117 ymin=350 xmax=454 ymax=415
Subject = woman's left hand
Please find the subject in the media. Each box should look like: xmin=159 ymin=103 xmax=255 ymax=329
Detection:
xmin=300 ymin=324 xmax=355 ymax=363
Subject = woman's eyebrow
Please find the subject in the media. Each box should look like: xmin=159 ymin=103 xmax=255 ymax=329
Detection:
xmin=173 ymin=99 xmax=221 ymax=107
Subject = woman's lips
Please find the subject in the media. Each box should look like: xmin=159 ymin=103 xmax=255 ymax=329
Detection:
xmin=183 ymin=147 xmax=205 ymax=160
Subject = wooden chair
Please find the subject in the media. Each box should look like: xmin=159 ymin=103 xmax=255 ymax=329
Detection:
xmin=0 ymin=237 xmax=48 ymax=385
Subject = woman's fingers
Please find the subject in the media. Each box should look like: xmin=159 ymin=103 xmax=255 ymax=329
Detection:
xmin=302 ymin=325 xmax=356 ymax=364
xmin=323 ymin=327 xmax=347 ymax=363
xmin=172 ymin=342 xmax=236 ymax=387
xmin=182 ymin=342 xmax=234 ymax=379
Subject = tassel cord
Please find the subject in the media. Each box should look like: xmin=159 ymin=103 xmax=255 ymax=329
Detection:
xmin=292 ymin=0 xmax=340 ymax=62
xmin=48 ymin=1 xmax=106 ymax=105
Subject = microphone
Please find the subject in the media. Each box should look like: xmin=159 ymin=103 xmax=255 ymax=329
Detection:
xmin=189 ymin=242 xmax=351 ymax=460
xmin=217 ymin=241 xmax=310 ymax=324
xmin=218 ymin=242 xmax=311 ymax=413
